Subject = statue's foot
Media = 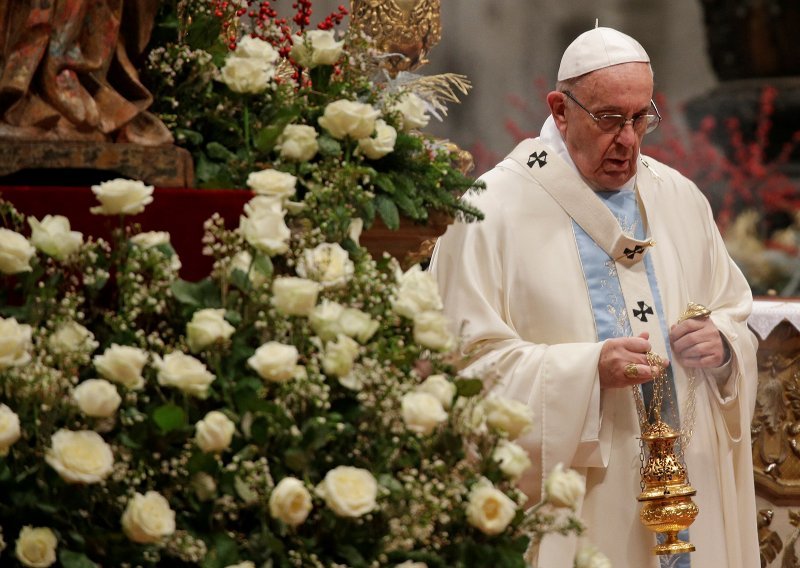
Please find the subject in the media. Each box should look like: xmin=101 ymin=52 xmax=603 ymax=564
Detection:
xmin=41 ymin=62 xmax=99 ymax=129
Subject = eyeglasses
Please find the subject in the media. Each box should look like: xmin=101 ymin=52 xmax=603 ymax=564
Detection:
xmin=562 ymin=90 xmax=662 ymax=135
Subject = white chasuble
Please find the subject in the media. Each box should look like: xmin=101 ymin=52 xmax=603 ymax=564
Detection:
xmin=429 ymin=138 xmax=759 ymax=568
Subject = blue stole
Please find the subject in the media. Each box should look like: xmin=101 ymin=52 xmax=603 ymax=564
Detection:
xmin=574 ymin=189 xmax=691 ymax=568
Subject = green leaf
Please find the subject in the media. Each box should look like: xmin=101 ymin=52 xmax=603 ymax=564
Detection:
xmin=188 ymin=450 xmax=218 ymax=475
xmin=202 ymin=532 xmax=240 ymax=568
xmin=375 ymin=194 xmax=400 ymax=230
xmin=455 ymin=378 xmax=483 ymax=397
xmin=152 ymin=404 xmax=187 ymax=433
xmin=252 ymin=254 xmax=273 ymax=279
xmin=317 ymin=135 xmax=342 ymax=157
xmin=195 ymin=153 xmax=222 ymax=185
xmin=283 ymin=448 xmax=310 ymax=472
xmin=59 ymin=550 xmax=100 ymax=568
xmin=171 ymin=278 xmax=221 ymax=308
xmin=253 ymin=125 xmax=285 ymax=153
xmin=373 ymin=173 xmax=396 ymax=194
xmin=186 ymin=13 xmax=222 ymax=51
xmin=206 ymin=141 xmax=237 ymax=161
xmin=176 ymin=128 xmax=204 ymax=146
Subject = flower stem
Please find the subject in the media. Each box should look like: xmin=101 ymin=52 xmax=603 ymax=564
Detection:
xmin=244 ymin=106 xmax=251 ymax=159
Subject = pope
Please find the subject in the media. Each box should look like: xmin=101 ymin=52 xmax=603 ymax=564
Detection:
xmin=429 ymin=25 xmax=759 ymax=568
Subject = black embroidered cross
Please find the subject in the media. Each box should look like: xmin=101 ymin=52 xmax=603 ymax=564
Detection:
xmin=633 ymin=301 xmax=654 ymax=322
xmin=527 ymin=151 xmax=547 ymax=168
xmin=623 ymin=245 xmax=645 ymax=259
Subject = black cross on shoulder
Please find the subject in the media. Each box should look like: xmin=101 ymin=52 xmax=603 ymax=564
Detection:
xmin=527 ymin=151 xmax=547 ymax=168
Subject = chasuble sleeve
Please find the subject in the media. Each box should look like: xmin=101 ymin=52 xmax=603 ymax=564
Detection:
xmin=695 ymin=192 xmax=759 ymax=442
xmin=646 ymin=162 xmax=758 ymax=444
xmin=429 ymin=174 xmax=611 ymax=501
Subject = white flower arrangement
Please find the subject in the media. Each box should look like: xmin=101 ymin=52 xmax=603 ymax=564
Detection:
xmin=0 ymin=181 xmax=584 ymax=566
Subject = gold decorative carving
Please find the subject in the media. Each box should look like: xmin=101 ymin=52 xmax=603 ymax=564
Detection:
xmin=751 ymin=322 xmax=800 ymax=503
xmin=757 ymin=509 xmax=783 ymax=568
xmin=349 ymin=0 xmax=441 ymax=75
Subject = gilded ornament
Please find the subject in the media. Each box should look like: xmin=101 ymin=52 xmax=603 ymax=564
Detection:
xmin=349 ymin=0 xmax=442 ymax=75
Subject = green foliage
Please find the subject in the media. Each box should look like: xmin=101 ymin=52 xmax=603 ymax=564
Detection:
xmin=142 ymin=2 xmax=484 ymax=239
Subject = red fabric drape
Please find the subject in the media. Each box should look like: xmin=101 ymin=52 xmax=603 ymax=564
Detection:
xmin=1 ymin=185 xmax=253 ymax=281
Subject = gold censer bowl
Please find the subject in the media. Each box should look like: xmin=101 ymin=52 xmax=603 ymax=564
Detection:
xmin=637 ymin=421 xmax=699 ymax=555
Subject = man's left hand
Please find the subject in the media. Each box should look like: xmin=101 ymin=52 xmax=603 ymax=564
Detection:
xmin=669 ymin=317 xmax=727 ymax=368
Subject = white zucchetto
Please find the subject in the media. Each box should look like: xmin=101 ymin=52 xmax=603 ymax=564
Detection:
xmin=557 ymin=26 xmax=650 ymax=81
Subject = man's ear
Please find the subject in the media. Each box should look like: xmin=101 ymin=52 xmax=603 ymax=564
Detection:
xmin=546 ymin=91 xmax=568 ymax=133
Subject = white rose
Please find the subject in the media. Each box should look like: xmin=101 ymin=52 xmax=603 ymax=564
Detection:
xmin=220 ymin=55 xmax=274 ymax=94
xmin=28 ymin=215 xmax=82 ymax=260
xmin=269 ymin=477 xmax=313 ymax=527
xmin=392 ymin=265 xmax=443 ymax=319
xmin=322 ymin=334 xmax=360 ymax=377
xmin=391 ymin=92 xmax=430 ymax=131
xmin=277 ymin=124 xmax=319 ymax=162
xmin=318 ymin=99 xmax=380 ymax=140
xmin=45 ymin=429 xmax=114 ymax=484
xmin=15 ymin=526 xmax=57 ymax=568
xmin=412 ymin=311 xmax=455 ymax=352
xmin=290 ymin=29 xmax=344 ymax=68
xmin=229 ymin=250 xmax=268 ymax=287
xmin=465 ymin=479 xmax=516 ymax=536
xmin=396 ymin=563 xmax=427 ymax=568
xmin=130 ymin=231 xmax=171 ymax=248
xmin=492 ymin=439 xmax=532 ymax=481
xmin=296 ymin=242 xmax=354 ymax=288
xmin=272 ymin=277 xmax=320 ymax=316
xmin=484 ymin=395 xmax=534 ymax=440
xmin=244 ymin=194 xmax=284 ymax=216
xmin=317 ymin=466 xmax=378 ymax=517
xmin=121 ymin=491 xmax=176 ymax=544
xmin=416 ymin=374 xmax=455 ymax=409
xmin=72 ymin=379 xmax=122 ymax=418
xmin=186 ymin=308 xmax=236 ymax=353
xmin=545 ymin=463 xmax=586 ymax=510
xmin=575 ymin=543 xmax=612 ymax=568
xmin=225 ymin=563 xmax=256 ymax=568
xmin=154 ymin=351 xmax=216 ymax=398
xmin=348 ymin=217 xmax=363 ymax=245
xmin=235 ymin=36 xmax=280 ymax=62
xmin=309 ymin=300 xmax=345 ymax=341
xmin=0 ymin=228 xmax=35 ymax=274
xmin=338 ymin=307 xmax=379 ymax=343
xmin=246 ymin=169 xmax=298 ymax=200
xmin=48 ymin=321 xmax=98 ymax=355
xmin=90 ymin=178 xmax=154 ymax=216
xmin=93 ymin=344 xmax=149 ymax=390
xmin=401 ymin=391 xmax=447 ymax=436
xmin=248 ymin=341 xmax=301 ymax=383
xmin=0 ymin=404 xmax=21 ymax=456
xmin=0 ymin=316 xmax=33 ymax=369
xmin=192 ymin=472 xmax=218 ymax=501
xmin=195 ymin=410 xmax=236 ymax=453
xmin=357 ymin=119 xmax=397 ymax=160
xmin=239 ymin=205 xmax=290 ymax=256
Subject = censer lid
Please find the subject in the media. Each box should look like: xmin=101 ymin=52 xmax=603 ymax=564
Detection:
xmin=640 ymin=420 xmax=679 ymax=441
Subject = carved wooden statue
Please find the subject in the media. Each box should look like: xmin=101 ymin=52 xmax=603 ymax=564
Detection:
xmin=0 ymin=0 xmax=171 ymax=145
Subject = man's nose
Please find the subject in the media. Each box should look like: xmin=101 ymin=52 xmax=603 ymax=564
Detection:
xmin=614 ymin=121 xmax=638 ymax=147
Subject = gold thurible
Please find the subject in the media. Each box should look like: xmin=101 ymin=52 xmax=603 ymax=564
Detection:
xmin=634 ymin=300 xmax=709 ymax=558
xmin=637 ymin=418 xmax=699 ymax=555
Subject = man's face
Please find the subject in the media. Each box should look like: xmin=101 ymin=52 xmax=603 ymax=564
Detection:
xmin=550 ymin=63 xmax=654 ymax=190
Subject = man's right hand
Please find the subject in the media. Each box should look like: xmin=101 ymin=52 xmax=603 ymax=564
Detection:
xmin=598 ymin=332 xmax=667 ymax=388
